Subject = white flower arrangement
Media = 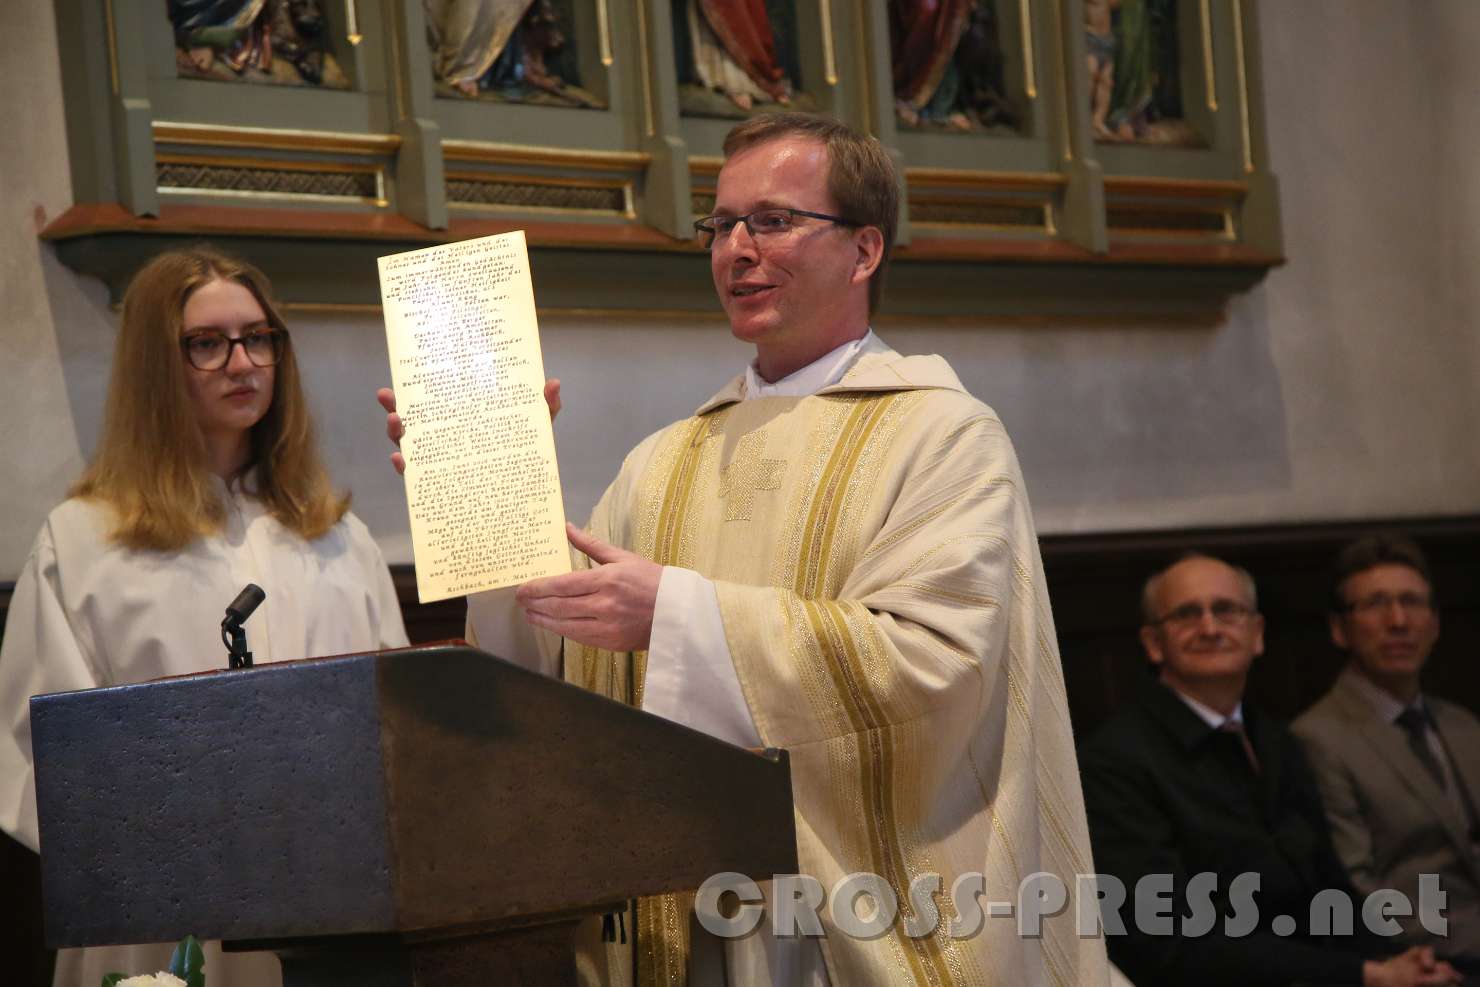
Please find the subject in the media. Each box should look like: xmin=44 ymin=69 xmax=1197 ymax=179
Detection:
xmin=102 ymin=935 xmax=204 ymax=987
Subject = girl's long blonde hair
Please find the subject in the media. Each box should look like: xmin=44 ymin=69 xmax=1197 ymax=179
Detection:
xmin=71 ymin=246 xmax=349 ymax=551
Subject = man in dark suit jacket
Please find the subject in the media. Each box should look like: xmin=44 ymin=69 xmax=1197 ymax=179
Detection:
xmin=1295 ymin=535 xmax=1480 ymax=970
xmin=1081 ymin=553 xmax=1460 ymax=987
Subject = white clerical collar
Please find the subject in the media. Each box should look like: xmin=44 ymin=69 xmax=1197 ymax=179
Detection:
xmin=1340 ymin=665 xmax=1425 ymax=725
xmin=1170 ymin=687 xmax=1244 ymax=731
xmin=742 ymin=329 xmax=882 ymax=400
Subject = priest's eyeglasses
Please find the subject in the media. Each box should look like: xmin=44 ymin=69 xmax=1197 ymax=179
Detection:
xmin=694 ymin=208 xmax=860 ymax=249
xmin=180 ymin=329 xmax=288 ymax=371
xmin=1152 ymin=600 xmax=1256 ymax=628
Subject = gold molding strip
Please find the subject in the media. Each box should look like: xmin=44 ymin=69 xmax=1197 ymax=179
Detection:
xmin=1200 ymin=0 xmax=1217 ymax=111
xmin=105 ymin=0 xmax=119 ymax=96
xmin=820 ymin=0 xmax=838 ymax=86
xmin=688 ymin=156 xmax=723 ymax=178
xmin=1049 ymin=0 xmax=1071 ymax=161
xmin=1103 ymin=175 xmax=1248 ymax=200
xmin=597 ymin=0 xmax=613 ymax=66
xmin=906 ymin=167 xmax=1068 ymax=192
xmin=637 ymin=0 xmax=655 ymax=137
xmin=153 ymin=121 xmax=402 ymax=156
xmin=155 ymin=151 xmax=386 ymax=175
xmin=440 ymin=141 xmax=650 ymax=172
xmin=1233 ymin=0 xmax=1254 ymax=173
xmin=1019 ymin=0 xmax=1037 ymax=99
xmin=157 ymin=185 xmax=386 ymax=207
xmin=345 ymin=0 xmax=362 ymax=45
xmin=855 ymin=0 xmax=872 ymax=131
xmin=389 ymin=2 xmax=407 ymax=121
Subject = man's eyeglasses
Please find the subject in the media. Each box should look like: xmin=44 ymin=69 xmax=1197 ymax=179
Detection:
xmin=694 ymin=208 xmax=859 ymax=249
xmin=1151 ymin=600 xmax=1257 ymax=628
xmin=180 ymin=329 xmax=288 ymax=371
xmin=1342 ymin=592 xmax=1433 ymax=617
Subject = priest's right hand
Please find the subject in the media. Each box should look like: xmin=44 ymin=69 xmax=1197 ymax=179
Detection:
xmin=376 ymin=379 xmax=563 ymax=477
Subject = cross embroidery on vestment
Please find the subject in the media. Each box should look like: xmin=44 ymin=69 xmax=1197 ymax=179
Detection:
xmin=717 ymin=431 xmax=786 ymax=521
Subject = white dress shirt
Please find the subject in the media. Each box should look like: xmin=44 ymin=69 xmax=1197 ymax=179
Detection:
xmin=1170 ymin=688 xmax=1246 ymax=731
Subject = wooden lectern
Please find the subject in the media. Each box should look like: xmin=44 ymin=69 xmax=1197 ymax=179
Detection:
xmin=30 ymin=645 xmax=797 ymax=986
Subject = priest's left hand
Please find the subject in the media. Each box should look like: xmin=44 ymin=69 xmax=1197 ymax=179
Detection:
xmin=516 ymin=523 xmax=660 ymax=651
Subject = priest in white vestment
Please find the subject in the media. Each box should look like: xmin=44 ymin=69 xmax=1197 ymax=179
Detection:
xmin=385 ymin=113 xmax=1110 ymax=987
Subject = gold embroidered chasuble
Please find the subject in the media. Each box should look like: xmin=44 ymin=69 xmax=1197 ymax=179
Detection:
xmin=550 ymin=348 xmax=1109 ymax=987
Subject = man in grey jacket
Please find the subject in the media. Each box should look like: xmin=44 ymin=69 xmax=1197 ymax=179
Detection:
xmin=1295 ymin=534 xmax=1480 ymax=974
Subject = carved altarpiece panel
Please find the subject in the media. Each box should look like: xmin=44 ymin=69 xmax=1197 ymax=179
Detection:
xmin=43 ymin=0 xmax=1284 ymax=321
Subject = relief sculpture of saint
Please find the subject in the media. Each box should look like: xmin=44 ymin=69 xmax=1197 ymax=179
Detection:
xmin=424 ymin=0 xmax=603 ymax=108
xmin=1085 ymin=0 xmax=1200 ymax=144
xmin=673 ymin=0 xmax=814 ymax=119
xmin=890 ymin=0 xmax=1019 ymax=133
xmin=168 ymin=0 xmax=349 ymax=88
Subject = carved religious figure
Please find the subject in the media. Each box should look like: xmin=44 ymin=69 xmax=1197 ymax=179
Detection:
xmin=168 ymin=0 xmax=348 ymax=88
xmin=890 ymin=0 xmax=1018 ymax=133
xmin=1086 ymin=0 xmax=1199 ymax=144
xmin=673 ymin=0 xmax=811 ymax=119
xmin=424 ymin=0 xmax=602 ymax=107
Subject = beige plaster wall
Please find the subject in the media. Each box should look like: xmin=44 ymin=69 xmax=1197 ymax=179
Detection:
xmin=3 ymin=0 xmax=1477 ymax=578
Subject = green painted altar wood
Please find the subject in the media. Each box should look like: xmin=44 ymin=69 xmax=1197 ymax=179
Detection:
xmin=43 ymin=0 xmax=1283 ymax=318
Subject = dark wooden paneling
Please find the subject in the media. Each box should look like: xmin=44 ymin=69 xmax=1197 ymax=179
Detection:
xmin=0 ymin=586 xmax=51 ymax=985
xmin=0 ymin=833 xmax=50 ymax=987
xmin=392 ymin=568 xmax=468 ymax=646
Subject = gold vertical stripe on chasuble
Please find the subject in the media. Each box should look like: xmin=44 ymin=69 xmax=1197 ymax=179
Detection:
xmin=804 ymin=601 xmax=954 ymax=987
xmin=654 ymin=414 xmax=722 ymax=572
xmin=797 ymin=396 xmax=900 ymax=599
xmin=631 ymin=411 xmax=725 ymax=987
xmin=637 ymin=891 xmax=693 ymax=987
xmin=789 ymin=394 xmax=957 ymax=986
xmin=576 ymin=641 xmax=603 ymax=695
xmin=573 ymin=634 xmax=632 ymax=702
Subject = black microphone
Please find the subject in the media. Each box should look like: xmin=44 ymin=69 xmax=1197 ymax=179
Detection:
xmin=222 ymin=583 xmax=266 ymax=670
xmin=223 ymin=584 xmax=266 ymax=631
